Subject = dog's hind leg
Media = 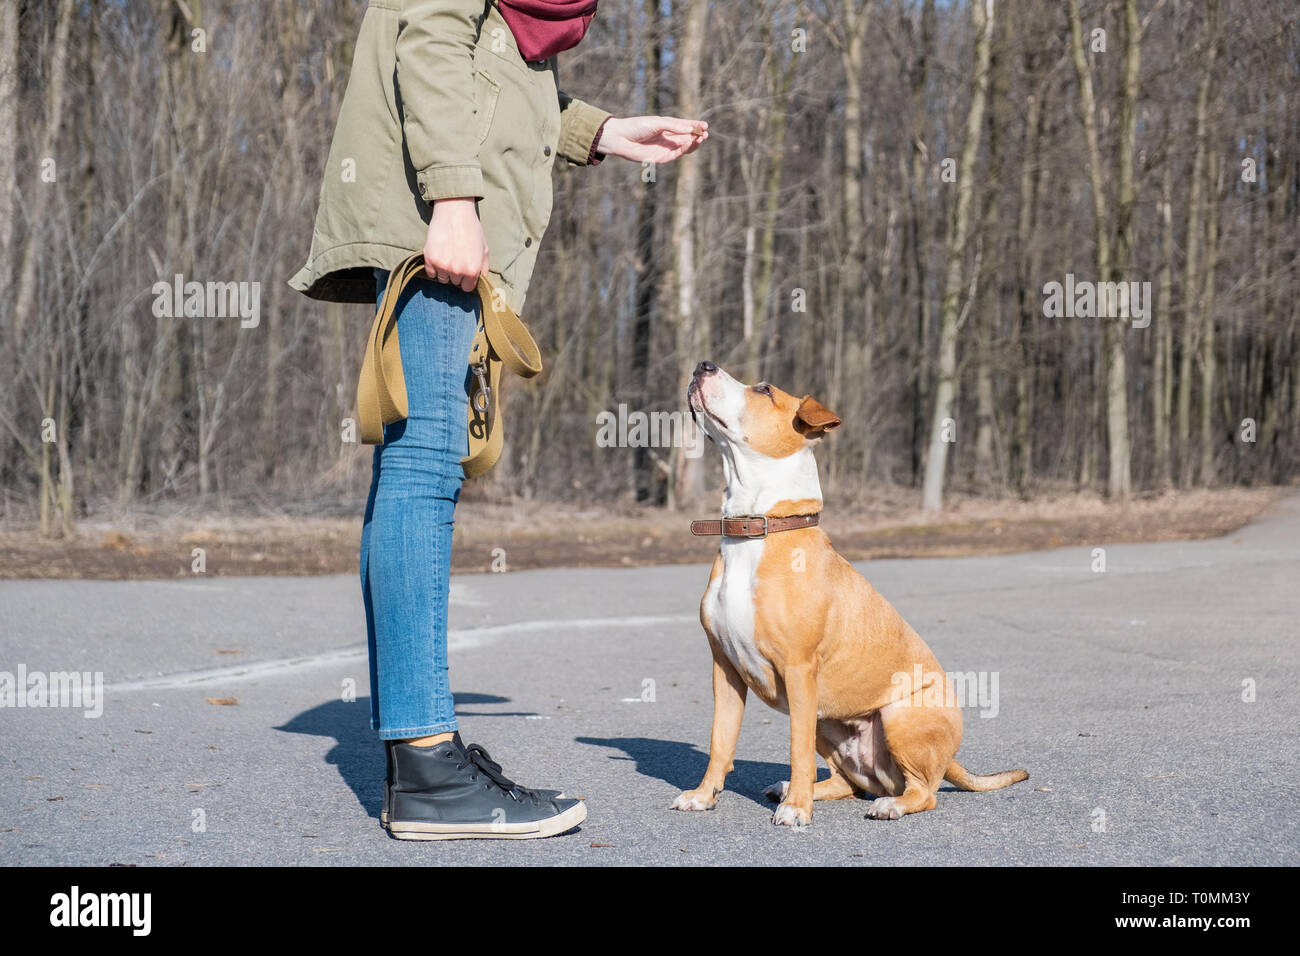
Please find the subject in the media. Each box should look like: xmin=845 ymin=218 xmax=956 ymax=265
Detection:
xmin=812 ymin=729 xmax=863 ymax=800
xmin=765 ymin=724 xmax=865 ymax=803
xmin=764 ymin=770 xmax=857 ymax=803
xmin=864 ymin=695 xmax=962 ymax=821
xmin=813 ymin=770 xmax=857 ymax=800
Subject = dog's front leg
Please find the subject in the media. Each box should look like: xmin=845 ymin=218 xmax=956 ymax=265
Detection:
xmin=672 ymin=651 xmax=747 ymax=811
xmin=774 ymin=661 xmax=818 ymax=827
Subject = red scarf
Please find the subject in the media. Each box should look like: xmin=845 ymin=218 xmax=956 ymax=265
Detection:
xmin=496 ymin=0 xmax=598 ymax=62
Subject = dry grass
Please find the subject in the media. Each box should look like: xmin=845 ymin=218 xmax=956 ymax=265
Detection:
xmin=0 ymin=486 xmax=1283 ymax=579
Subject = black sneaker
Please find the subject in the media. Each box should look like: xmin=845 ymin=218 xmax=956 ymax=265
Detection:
xmin=385 ymin=733 xmax=585 ymax=841
xmin=380 ymin=737 xmax=565 ymax=828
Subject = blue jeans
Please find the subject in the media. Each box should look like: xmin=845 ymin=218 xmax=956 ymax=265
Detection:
xmin=361 ymin=268 xmax=479 ymax=739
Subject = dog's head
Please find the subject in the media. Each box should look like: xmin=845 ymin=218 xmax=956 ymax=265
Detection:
xmin=687 ymin=362 xmax=841 ymax=461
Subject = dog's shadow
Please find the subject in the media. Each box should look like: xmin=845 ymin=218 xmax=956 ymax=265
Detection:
xmin=276 ymin=693 xmax=524 ymax=821
xmin=576 ymin=736 xmax=819 ymax=809
xmin=576 ymin=736 xmax=966 ymax=807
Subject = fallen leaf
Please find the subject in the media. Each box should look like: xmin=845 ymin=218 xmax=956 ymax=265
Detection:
xmin=205 ymin=697 xmax=239 ymax=706
xmin=100 ymin=531 xmax=132 ymax=551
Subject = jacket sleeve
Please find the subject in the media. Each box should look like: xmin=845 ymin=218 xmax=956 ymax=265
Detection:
xmin=557 ymin=90 xmax=613 ymax=166
xmin=396 ymin=0 xmax=490 ymax=203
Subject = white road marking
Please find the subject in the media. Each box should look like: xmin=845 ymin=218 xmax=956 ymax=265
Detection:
xmin=103 ymin=614 xmax=697 ymax=692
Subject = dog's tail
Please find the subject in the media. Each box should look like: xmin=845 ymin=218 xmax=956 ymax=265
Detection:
xmin=944 ymin=760 xmax=1029 ymax=792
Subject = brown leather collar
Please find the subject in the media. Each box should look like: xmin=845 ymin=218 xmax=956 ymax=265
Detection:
xmin=689 ymin=513 xmax=821 ymax=538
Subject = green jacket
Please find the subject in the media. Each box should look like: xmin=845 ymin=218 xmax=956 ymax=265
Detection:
xmin=289 ymin=0 xmax=611 ymax=313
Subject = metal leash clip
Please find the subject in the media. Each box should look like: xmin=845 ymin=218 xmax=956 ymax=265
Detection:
xmin=471 ymin=358 xmax=492 ymax=419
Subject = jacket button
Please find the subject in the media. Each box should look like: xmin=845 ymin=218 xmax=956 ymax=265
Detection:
xmin=524 ymin=237 xmax=532 ymax=247
xmin=543 ymin=145 xmax=551 ymax=156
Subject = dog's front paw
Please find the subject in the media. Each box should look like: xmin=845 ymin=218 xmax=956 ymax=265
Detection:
xmin=763 ymin=780 xmax=790 ymax=803
xmin=865 ymin=796 xmax=905 ymax=821
xmin=672 ymin=788 xmax=719 ymax=811
xmin=772 ymin=801 xmax=811 ymax=828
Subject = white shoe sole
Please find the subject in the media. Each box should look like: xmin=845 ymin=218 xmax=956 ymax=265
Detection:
xmin=387 ymin=800 xmax=587 ymax=841
xmin=381 ymin=792 xmax=567 ymax=829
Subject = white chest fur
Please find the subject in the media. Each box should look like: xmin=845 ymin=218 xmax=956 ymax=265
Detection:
xmin=698 ymin=418 xmax=823 ymax=708
xmin=702 ymin=537 xmax=776 ymax=700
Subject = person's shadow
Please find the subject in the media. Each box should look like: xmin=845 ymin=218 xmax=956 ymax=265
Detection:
xmin=276 ymin=693 xmax=522 ymax=821
xmin=575 ymin=736 xmax=806 ymax=808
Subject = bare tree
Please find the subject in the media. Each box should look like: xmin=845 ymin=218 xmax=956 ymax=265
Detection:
xmin=1 ymin=0 xmax=1295 ymax=524
xmin=922 ymin=0 xmax=994 ymax=512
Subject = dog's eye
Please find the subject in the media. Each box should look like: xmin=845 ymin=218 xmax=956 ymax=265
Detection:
xmin=753 ymin=383 xmax=772 ymax=397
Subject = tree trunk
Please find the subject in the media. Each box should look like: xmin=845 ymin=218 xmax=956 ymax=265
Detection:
xmin=922 ymin=0 xmax=993 ymax=512
xmin=1153 ymin=166 xmax=1174 ymax=489
xmin=906 ymin=0 xmax=935 ymax=486
xmin=1104 ymin=0 xmax=1141 ymax=500
xmin=632 ymin=0 xmax=663 ymax=503
xmin=666 ymin=0 xmax=709 ymax=510
xmin=744 ymin=3 xmax=797 ymax=383
xmin=837 ymin=0 xmax=871 ymax=432
xmin=0 ymin=0 xmax=17 ymax=292
xmin=12 ymin=0 xmax=75 ymax=341
xmin=1178 ymin=0 xmax=1218 ymax=486
xmin=973 ymin=4 xmax=1010 ymax=490
xmin=1067 ymin=0 xmax=1131 ymax=499
xmin=1012 ymin=41 xmax=1046 ymax=496
xmin=1199 ymin=148 xmax=1221 ymax=484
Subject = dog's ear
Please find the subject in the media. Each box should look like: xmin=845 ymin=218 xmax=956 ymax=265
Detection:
xmin=796 ymin=395 xmax=841 ymax=438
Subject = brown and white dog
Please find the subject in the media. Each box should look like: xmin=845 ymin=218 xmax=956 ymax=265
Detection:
xmin=675 ymin=361 xmax=1027 ymax=826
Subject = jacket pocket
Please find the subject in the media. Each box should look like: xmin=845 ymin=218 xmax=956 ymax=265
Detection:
xmin=473 ymin=70 xmax=501 ymax=145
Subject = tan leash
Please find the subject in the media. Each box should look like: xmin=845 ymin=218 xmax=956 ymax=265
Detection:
xmin=357 ymin=252 xmax=542 ymax=479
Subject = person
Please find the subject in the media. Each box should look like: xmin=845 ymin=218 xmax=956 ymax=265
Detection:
xmin=289 ymin=0 xmax=707 ymax=840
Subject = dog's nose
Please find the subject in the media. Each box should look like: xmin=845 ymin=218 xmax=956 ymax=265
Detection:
xmin=695 ymin=361 xmax=717 ymax=377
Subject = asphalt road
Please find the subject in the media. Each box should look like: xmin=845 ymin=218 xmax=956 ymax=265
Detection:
xmin=3 ymin=496 xmax=1298 ymax=866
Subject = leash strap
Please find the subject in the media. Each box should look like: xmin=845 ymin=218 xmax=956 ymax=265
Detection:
xmin=357 ymin=252 xmax=542 ymax=480
xmin=689 ymin=513 xmax=821 ymax=538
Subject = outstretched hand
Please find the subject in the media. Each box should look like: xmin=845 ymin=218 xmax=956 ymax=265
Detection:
xmin=596 ymin=116 xmax=708 ymax=164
